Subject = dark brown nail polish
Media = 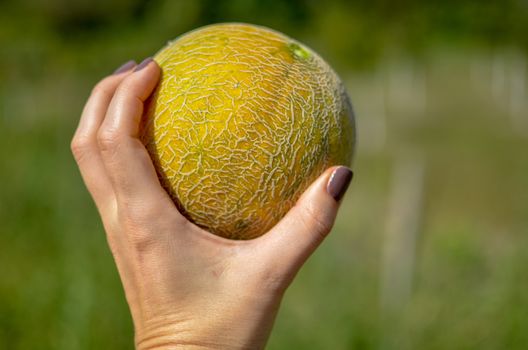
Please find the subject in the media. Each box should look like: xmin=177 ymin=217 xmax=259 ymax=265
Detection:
xmin=133 ymin=57 xmax=153 ymax=72
xmin=327 ymin=167 xmax=353 ymax=202
xmin=113 ymin=60 xmax=136 ymax=74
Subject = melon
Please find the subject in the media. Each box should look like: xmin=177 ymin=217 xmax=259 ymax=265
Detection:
xmin=140 ymin=23 xmax=356 ymax=240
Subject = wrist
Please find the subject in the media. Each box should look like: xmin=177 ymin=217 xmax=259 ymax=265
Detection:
xmin=133 ymin=309 xmax=269 ymax=350
xmin=133 ymin=294 xmax=280 ymax=350
xmin=135 ymin=319 xmax=264 ymax=350
xmin=134 ymin=316 xmax=229 ymax=350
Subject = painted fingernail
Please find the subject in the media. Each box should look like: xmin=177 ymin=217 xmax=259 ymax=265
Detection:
xmin=327 ymin=167 xmax=353 ymax=202
xmin=133 ymin=57 xmax=153 ymax=72
xmin=113 ymin=60 xmax=136 ymax=74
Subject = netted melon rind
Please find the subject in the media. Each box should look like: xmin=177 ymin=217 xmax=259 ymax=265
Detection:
xmin=141 ymin=23 xmax=355 ymax=239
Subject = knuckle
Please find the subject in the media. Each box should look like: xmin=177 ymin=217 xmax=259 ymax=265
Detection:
xmin=122 ymin=200 xmax=183 ymax=232
xmin=121 ymin=203 xmax=151 ymax=225
xmin=115 ymin=79 xmax=133 ymax=94
xmin=70 ymin=136 xmax=92 ymax=162
xmin=128 ymin=231 xmax=158 ymax=255
xmin=121 ymin=212 xmax=153 ymax=247
xmin=118 ymin=202 xmax=169 ymax=253
xmin=90 ymin=78 xmax=114 ymax=98
xmin=97 ymin=128 xmax=121 ymax=152
xmin=120 ymin=199 xmax=158 ymax=229
xmin=113 ymin=79 xmax=136 ymax=101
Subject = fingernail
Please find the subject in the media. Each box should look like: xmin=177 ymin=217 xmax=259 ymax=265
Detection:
xmin=327 ymin=167 xmax=353 ymax=202
xmin=113 ymin=60 xmax=136 ymax=74
xmin=133 ymin=57 xmax=153 ymax=72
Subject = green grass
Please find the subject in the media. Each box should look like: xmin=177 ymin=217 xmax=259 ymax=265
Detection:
xmin=1 ymin=12 xmax=527 ymax=349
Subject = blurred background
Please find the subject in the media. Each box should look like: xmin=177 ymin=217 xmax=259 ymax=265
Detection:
xmin=1 ymin=0 xmax=527 ymax=349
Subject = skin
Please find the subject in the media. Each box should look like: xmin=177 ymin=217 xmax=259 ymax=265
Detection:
xmin=71 ymin=59 xmax=352 ymax=349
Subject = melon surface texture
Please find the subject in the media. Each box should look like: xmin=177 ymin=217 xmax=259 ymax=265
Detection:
xmin=141 ymin=23 xmax=356 ymax=240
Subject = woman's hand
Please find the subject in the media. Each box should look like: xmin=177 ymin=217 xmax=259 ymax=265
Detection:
xmin=71 ymin=58 xmax=353 ymax=350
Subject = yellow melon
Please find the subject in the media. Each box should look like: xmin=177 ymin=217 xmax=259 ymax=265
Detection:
xmin=140 ymin=23 xmax=355 ymax=240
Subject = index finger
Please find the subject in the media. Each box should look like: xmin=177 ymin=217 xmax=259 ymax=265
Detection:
xmin=72 ymin=61 xmax=137 ymax=210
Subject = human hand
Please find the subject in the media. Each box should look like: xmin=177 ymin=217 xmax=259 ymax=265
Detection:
xmin=71 ymin=58 xmax=353 ymax=350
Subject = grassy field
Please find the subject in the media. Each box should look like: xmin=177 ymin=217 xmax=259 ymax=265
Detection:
xmin=268 ymin=51 xmax=528 ymax=350
xmin=1 ymin=5 xmax=528 ymax=348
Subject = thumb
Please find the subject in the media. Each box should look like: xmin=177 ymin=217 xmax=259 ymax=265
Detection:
xmin=257 ymin=166 xmax=353 ymax=279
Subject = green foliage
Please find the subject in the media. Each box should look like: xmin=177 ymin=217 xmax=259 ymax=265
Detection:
xmin=1 ymin=0 xmax=527 ymax=349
